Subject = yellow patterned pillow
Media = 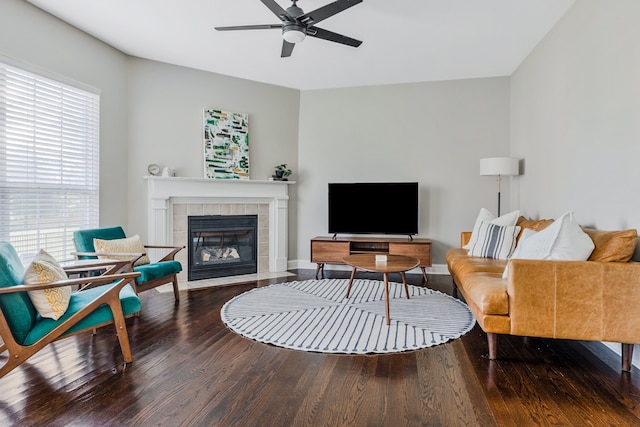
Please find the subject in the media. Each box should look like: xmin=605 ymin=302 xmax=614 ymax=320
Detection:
xmin=24 ymin=250 xmax=72 ymax=320
xmin=93 ymin=234 xmax=150 ymax=266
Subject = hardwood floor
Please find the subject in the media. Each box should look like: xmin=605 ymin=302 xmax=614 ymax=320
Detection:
xmin=2 ymin=269 xmax=640 ymax=426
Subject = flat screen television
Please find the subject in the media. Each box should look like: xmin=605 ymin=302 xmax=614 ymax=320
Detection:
xmin=328 ymin=182 xmax=419 ymax=236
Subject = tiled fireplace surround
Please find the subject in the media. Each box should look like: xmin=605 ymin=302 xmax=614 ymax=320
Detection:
xmin=145 ymin=177 xmax=291 ymax=282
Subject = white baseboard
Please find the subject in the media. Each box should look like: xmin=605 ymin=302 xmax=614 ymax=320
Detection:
xmin=288 ymin=260 xmax=450 ymax=276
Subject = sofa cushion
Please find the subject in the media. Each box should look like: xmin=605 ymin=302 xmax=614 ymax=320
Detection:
xmin=582 ymin=227 xmax=638 ymax=262
xmin=446 ymin=248 xmax=508 ymax=278
xmin=467 ymin=222 xmax=520 ymax=260
xmin=24 ymin=250 xmax=72 ymax=320
xmin=133 ymin=260 xmax=181 ymax=283
xmin=460 ymin=273 xmax=509 ymax=315
xmin=463 ymin=208 xmax=520 ymax=250
xmin=516 ymin=216 xmax=554 ymax=241
xmin=446 ymin=249 xmax=509 ymax=315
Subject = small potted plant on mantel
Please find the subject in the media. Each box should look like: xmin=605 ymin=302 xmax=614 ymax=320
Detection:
xmin=273 ymin=164 xmax=292 ymax=181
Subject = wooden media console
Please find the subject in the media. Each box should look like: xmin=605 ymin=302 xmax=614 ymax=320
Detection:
xmin=310 ymin=236 xmax=432 ymax=281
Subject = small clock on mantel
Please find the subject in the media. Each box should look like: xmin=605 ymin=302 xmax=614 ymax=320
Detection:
xmin=147 ymin=164 xmax=160 ymax=176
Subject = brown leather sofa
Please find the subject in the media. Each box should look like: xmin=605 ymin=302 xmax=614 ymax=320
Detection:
xmin=446 ymin=217 xmax=640 ymax=371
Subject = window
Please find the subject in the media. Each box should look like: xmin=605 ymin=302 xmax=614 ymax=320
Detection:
xmin=0 ymin=59 xmax=99 ymax=262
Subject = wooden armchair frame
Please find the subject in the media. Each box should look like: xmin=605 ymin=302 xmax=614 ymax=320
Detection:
xmin=74 ymin=245 xmax=184 ymax=299
xmin=136 ymin=244 xmax=184 ymax=298
xmin=73 ymin=226 xmax=184 ymax=301
xmin=0 ymin=272 xmax=140 ymax=379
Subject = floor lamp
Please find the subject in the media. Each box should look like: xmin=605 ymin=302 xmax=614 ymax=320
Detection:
xmin=480 ymin=157 xmax=519 ymax=216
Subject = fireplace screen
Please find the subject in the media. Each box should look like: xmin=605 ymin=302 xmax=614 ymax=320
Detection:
xmin=188 ymin=215 xmax=257 ymax=281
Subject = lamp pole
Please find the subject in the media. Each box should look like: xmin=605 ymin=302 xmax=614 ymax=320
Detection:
xmin=479 ymin=157 xmax=520 ymax=216
xmin=496 ymin=174 xmax=502 ymax=216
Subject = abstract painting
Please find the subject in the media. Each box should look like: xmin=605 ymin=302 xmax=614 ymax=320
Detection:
xmin=203 ymin=109 xmax=250 ymax=179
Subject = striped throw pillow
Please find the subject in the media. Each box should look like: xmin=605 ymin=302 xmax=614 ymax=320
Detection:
xmin=468 ymin=222 xmax=520 ymax=260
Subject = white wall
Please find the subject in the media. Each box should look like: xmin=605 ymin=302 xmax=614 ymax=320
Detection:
xmin=512 ymin=0 xmax=640 ymax=232
xmin=297 ymin=78 xmax=511 ymax=266
xmin=511 ymin=0 xmax=640 ymax=365
xmin=126 ymin=58 xmax=300 ymax=244
xmin=0 ymin=0 xmax=129 ymax=227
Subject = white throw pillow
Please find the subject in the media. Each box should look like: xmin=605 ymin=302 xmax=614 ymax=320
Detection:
xmin=468 ymin=222 xmax=521 ymax=260
xmin=93 ymin=234 xmax=151 ymax=267
xmin=502 ymin=211 xmax=595 ymax=279
xmin=502 ymin=228 xmax=537 ymax=279
xmin=24 ymin=250 xmax=72 ymax=320
xmin=464 ymin=208 xmax=520 ymax=250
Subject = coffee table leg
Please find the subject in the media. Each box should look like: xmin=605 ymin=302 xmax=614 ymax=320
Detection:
xmin=401 ymin=272 xmax=410 ymax=299
xmin=346 ymin=267 xmax=357 ymax=298
xmin=384 ymin=272 xmax=390 ymax=325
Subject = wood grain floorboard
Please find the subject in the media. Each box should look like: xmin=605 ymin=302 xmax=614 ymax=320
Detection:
xmin=1 ymin=269 xmax=639 ymax=426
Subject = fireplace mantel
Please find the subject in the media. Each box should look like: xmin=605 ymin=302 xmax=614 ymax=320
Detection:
xmin=145 ymin=177 xmax=294 ymax=273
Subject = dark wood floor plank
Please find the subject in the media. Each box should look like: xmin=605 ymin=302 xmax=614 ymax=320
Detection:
xmin=416 ymin=341 xmax=496 ymax=426
xmin=1 ymin=269 xmax=639 ymax=426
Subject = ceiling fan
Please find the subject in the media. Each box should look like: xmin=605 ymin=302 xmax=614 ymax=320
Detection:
xmin=215 ymin=0 xmax=363 ymax=58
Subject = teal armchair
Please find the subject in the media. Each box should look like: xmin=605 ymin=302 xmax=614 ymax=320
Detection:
xmin=73 ymin=226 xmax=184 ymax=301
xmin=0 ymin=242 xmax=141 ymax=379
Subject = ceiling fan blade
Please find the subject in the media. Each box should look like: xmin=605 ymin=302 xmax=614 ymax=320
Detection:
xmin=215 ymin=24 xmax=283 ymax=31
xmin=299 ymin=0 xmax=363 ymax=26
xmin=260 ymin=0 xmax=292 ymax=22
xmin=281 ymin=40 xmax=295 ymax=57
xmin=307 ymin=26 xmax=362 ymax=48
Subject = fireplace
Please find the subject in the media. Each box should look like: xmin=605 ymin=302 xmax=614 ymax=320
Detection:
xmin=188 ymin=215 xmax=258 ymax=281
xmin=145 ymin=177 xmax=292 ymax=281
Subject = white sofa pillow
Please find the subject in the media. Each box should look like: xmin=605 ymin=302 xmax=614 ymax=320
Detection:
xmin=502 ymin=211 xmax=595 ymax=279
xmin=464 ymin=208 xmax=520 ymax=250
xmin=502 ymin=228 xmax=537 ymax=279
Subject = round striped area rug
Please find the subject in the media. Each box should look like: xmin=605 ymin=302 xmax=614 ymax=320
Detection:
xmin=221 ymin=279 xmax=475 ymax=354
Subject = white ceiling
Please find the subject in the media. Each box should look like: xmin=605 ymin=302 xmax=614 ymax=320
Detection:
xmin=26 ymin=0 xmax=574 ymax=91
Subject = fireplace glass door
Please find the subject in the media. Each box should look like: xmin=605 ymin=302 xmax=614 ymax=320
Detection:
xmin=188 ymin=215 xmax=257 ymax=281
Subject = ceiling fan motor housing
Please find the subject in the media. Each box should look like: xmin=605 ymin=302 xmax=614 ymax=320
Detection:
xmin=286 ymin=3 xmax=305 ymax=18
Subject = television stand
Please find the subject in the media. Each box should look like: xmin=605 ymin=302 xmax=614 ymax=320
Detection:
xmin=311 ymin=236 xmax=432 ymax=282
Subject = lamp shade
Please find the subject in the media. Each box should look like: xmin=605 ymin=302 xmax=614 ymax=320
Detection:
xmin=479 ymin=157 xmax=519 ymax=176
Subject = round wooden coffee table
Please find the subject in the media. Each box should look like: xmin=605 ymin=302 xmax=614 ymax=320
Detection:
xmin=342 ymin=254 xmax=420 ymax=325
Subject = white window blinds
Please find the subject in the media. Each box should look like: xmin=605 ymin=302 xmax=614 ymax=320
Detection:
xmin=0 ymin=60 xmax=99 ymax=262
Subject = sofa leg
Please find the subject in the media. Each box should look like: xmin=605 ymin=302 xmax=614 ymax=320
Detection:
xmin=487 ymin=333 xmax=497 ymax=360
xmin=622 ymin=343 xmax=634 ymax=372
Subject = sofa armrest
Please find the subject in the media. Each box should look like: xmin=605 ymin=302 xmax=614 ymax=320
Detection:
xmin=460 ymin=232 xmax=472 ymax=248
xmin=507 ymin=259 xmax=640 ymax=343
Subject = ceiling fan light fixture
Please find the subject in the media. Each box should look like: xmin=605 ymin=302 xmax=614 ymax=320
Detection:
xmin=283 ymin=28 xmax=306 ymax=44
